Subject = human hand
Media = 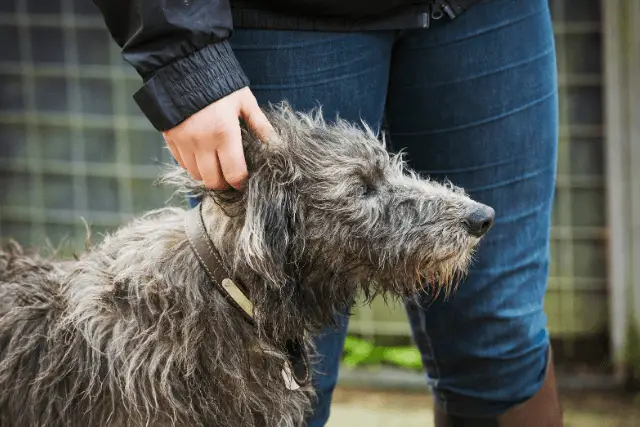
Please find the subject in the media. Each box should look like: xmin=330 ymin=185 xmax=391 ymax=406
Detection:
xmin=163 ymin=87 xmax=274 ymax=190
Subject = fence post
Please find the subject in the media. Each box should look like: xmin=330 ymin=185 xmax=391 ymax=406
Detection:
xmin=602 ymin=0 xmax=640 ymax=385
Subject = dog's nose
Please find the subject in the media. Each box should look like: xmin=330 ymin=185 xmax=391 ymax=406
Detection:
xmin=463 ymin=205 xmax=495 ymax=237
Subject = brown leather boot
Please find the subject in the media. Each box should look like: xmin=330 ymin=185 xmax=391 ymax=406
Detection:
xmin=433 ymin=349 xmax=563 ymax=427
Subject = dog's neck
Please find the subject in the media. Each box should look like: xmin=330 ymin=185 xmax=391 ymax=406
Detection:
xmin=196 ymin=195 xmax=357 ymax=340
xmin=197 ymin=196 xmax=284 ymax=328
xmin=185 ymin=201 xmax=254 ymax=323
xmin=192 ymin=197 xmax=311 ymax=389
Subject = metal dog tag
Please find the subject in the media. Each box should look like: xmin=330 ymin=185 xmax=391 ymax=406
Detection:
xmin=281 ymin=361 xmax=301 ymax=391
xmin=221 ymin=278 xmax=254 ymax=319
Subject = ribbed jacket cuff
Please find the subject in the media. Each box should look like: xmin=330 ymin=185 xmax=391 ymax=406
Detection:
xmin=133 ymin=40 xmax=249 ymax=131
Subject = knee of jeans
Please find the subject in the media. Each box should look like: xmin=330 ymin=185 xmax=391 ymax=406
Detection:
xmin=406 ymin=298 xmax=551 ymax=417
xmin=434 ymin=340 xmax=550 ymax=417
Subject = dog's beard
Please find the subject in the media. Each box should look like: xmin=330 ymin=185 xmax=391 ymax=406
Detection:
xmin=352 ymin=236 xmax=478 ymax=304
xmin=422 ymin=239 xmax=477 ymax=298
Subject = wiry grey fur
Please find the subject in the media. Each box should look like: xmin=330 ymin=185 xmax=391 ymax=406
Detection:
xmin=0 ymin=102 xmax=492 ymax=427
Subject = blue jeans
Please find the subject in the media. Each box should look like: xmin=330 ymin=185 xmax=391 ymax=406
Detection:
xmin=227 ymin=0 xmax=557 ymax=424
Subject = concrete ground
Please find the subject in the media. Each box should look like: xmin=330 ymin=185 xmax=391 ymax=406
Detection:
xmin=326 ymin=387 xmax=640 ymax=427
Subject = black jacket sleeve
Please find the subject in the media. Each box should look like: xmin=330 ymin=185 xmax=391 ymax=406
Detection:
xmin=93 ymin=0 xmax=250 ymax=131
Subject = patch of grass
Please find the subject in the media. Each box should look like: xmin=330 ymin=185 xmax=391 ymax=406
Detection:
xmin=342 ymin=335 xmax=423 ymax=371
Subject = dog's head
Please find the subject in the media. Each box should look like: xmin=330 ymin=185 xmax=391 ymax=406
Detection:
xmin=163 ymin=102 xmax=494 ymax=332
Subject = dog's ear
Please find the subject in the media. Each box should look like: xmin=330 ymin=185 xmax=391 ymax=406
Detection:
xmin=235 ymin=145 xmax=298 ymax=289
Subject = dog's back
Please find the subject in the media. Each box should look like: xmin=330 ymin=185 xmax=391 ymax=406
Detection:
xmin=0 ymin=220 xmax=311 ymax=427
xmin=0 ymin=242 xmax=112 ymax=426
xmin=1 ymin=243 xmax=62 ymax=425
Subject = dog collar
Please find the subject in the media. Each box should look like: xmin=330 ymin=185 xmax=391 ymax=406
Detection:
xmin=185 ymin=202 xmax=255 ymax=324
xmin=184 ymin=202 xmax=310 ymax=390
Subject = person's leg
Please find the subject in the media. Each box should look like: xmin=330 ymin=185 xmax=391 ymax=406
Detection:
xmin=385 ymin=0 xmax=561 ymax=423
xmin=228 ymin=29 xmax=395 ymax=426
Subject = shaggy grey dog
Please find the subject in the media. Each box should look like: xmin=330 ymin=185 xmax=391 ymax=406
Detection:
xmin=0 ymin=103 xmax=494 ymax=427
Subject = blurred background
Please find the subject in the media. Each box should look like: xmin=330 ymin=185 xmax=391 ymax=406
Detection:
xmin=0 ymin=0 xmax=639 ymax=425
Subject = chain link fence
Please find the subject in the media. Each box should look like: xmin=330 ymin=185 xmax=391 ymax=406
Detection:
xmin=0 ymin=0 xmax=610 ymax=374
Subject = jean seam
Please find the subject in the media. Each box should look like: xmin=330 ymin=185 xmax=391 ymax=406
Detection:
xmin=391 ymin=88 xmax=557 ymax=136
xmin=417 ymin=304 xmax=446 ymax=410
xmin=396 ymin=46 xmax=555 ymax=89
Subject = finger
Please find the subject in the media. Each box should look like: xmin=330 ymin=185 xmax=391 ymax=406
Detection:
xmin=164 ymin=138 xmax=185 ymax=169
xmin=240 ymin=95 xmax=275 ymax=144
xmin=195 ymin=150 xmax=229 ymax=190
xmin=181 ymin=150 xmax=202 ymax=182
xmin=216 ymin=124 xmax=249 ymax=191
